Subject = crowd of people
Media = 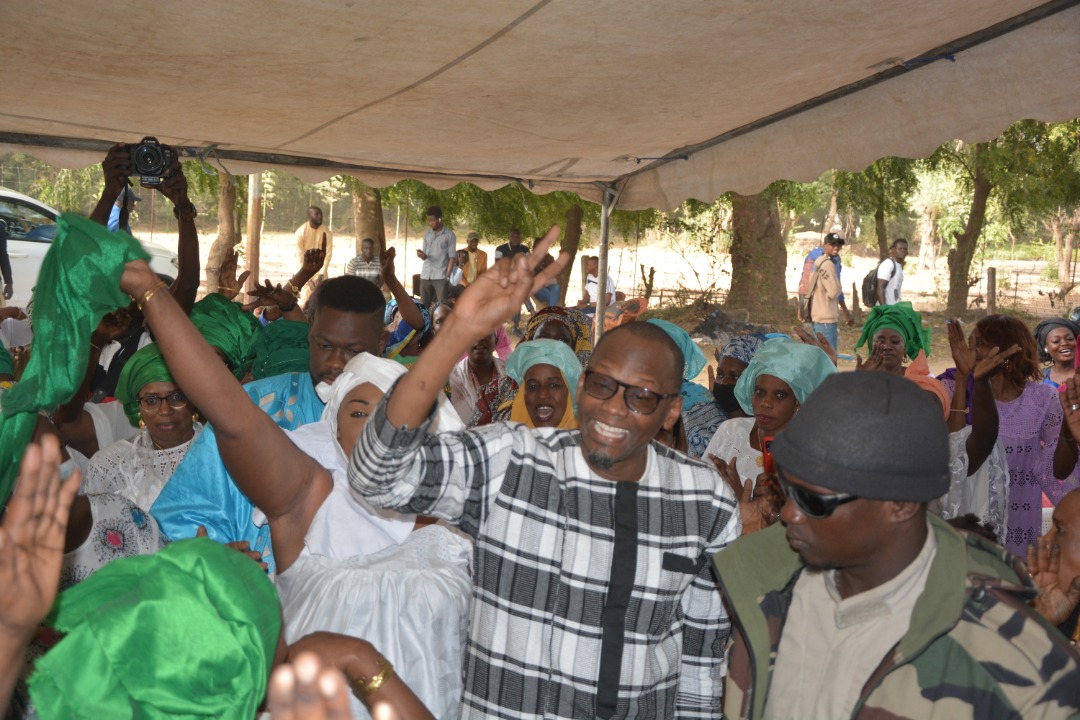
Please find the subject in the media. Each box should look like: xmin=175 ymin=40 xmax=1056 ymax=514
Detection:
xmin=0 ymin=145 xmax=1079 ymax=719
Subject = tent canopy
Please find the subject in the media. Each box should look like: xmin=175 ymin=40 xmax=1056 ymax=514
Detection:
xmin=2 ymin=0 xmax=1078 ymax=210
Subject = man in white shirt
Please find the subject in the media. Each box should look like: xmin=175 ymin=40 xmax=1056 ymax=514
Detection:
xmin=875 ymin=238 xmax=908 ymax=306
xmin=417 ymin=206 xmax=455 ymax=306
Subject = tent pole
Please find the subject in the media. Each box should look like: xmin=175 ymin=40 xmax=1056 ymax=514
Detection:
xmin=595 ymin=187 xmax=616 ymax=341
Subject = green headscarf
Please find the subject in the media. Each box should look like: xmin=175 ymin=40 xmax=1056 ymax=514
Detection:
xmin=115 ymin=343 xmax=175 ymax=427
xmin=854 ymin=301 xmax=932 ymax=360
xmin=251 ymin=320 xmax=310 ymax=380
xmin=0 ymin=214 xmax=148 ymax=505
xmin=506 ymin=339 xmax=583 ymax=405
xmin=734 ymin=336 xmax=837 ymax=415
xmin=190 ymin=294 xmax=261 ymax=379
xmin=29 ymin=538 xmax=281 ymax=720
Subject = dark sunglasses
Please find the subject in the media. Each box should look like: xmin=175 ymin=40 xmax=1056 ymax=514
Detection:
xmin=776 ymin=471 xmax=858 ymax=519
xmin=582 ymin=370 xmax=678 ymax=415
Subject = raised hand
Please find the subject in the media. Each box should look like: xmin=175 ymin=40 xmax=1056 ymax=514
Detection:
xmin=154 ymin=156 xmax=190 ymax=208
xmin=0 ymin=436 xmax=81 ymax=639
xmin=268 ymin=652 xmax=352 ymax=720
xmin=217 ymin=246 xmax=251 ymax=300
xmin=379 ymin=247 xmax=397 ymax=285
xmin=244 ymin=279 xmax=298 ymax=311
xmin=1027 ymin=538 xmax=1080 ymax=625
xmin=972 ymin=343 xmax=1021 ymax=381
xmin=301 ymin=234 xmax=328 ymax=277
xmin=446 ymin=225 xmax=567 ymax=342
xmin=854 ymin=348 xmax=884 ymax=373
xmin=1059 ymin=376 xmax=1080 ymax=443
xmin=947 ymin=319 xmax=977 ymax=376
xmin=100 ymin=143 xmax=132 ymax=199
xmin=793 ymin=326 xmax=837 ymax=366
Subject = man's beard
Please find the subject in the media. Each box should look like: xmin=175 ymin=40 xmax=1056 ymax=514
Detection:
xmin=586 ymin=449 xmax=615 ymax=470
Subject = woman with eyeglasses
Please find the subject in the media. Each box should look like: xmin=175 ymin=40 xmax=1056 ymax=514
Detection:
xmin=81 ymin=344 xmax=200 ymax=511
xmin=704 ymin=337 xmax=836 ymax=533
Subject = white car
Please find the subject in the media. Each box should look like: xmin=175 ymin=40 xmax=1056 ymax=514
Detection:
xmin=0 ymin=187 xmax=179 ymax=309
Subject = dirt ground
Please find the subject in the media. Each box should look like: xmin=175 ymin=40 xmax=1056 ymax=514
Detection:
xmin=139 ymin=226 xmax=1049 ymax=383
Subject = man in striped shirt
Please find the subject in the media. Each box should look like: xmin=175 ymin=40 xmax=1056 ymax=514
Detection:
xmin=350 ymin=227 xmax=739 ymax=719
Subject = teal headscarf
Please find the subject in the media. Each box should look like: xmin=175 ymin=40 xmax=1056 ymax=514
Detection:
xmin=115 ymin=343 xmax=176 ymax=427
xmin=854 ymin=301 xmax=932 ymax=361
xmin=190 ymin=294 xmax=261 ymax=379
xmin=29 ymin=538 xmax=281 ymax=720
xmin=646 ymin=319 xmax=711 ymax=408
xmin=506 ymin=339 xmax=583 ymax=405
xmin=734 ymin=337 xmax=837 ymax=415
xmin=0 ymin=214 xmax=148 ymax=505
xmin=251 ymin=320 xmax=310 ymax=381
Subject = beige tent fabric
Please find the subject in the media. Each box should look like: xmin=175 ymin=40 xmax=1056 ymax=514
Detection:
xmin=1 ymin=0 xmax=1078 ymax=209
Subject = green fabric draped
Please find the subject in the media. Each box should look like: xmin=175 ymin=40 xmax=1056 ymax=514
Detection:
xmin=190 ymin=294 xmax=261 ymax=379
xmin=854 ymin=301 xmax=932 ymax=360
xmin=0 ymin=214 xmax=148 ymax=505
xmin=251 ymin=319 xmax=310 ymax=380
xmin=0 ymin=343 xmax=12 ymax=376
xmin=115 ymin=343 xmax=176 ymax=427
xmin=29 ymin=538 xmax=281 ymax=720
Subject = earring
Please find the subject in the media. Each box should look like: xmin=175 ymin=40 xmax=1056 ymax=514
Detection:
xmin=192 ymin=411 xmax=201 ymax=423
xmin=138 ymin=416 xmax=145 ymax=429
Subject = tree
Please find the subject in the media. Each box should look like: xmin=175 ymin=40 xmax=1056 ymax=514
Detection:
xmin=726 ymin=187 xmax=789 ymax=318
xmin=834 ymin=157 xmax=918 ymax=259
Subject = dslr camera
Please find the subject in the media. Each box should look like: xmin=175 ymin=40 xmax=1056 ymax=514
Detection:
xmin=130 ymin=136 xmax=175 ymax=187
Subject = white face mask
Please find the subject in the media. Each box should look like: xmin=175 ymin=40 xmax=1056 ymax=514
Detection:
xmin=58 ymin=458 xmax=76 ymax=481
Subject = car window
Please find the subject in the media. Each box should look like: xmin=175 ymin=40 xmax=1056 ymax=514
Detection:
xmin=0 ymin=198 xmax=58 ymax=243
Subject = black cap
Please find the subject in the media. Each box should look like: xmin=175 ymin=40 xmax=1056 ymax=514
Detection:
xmin=823 ymin=232 xmax=845 ymax=246
xmin=771 ymin=372 xmax=949 ymax=502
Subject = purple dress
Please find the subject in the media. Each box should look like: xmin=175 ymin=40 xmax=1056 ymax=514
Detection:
xmin=942 ymin=378 xmax=1078 ymax=556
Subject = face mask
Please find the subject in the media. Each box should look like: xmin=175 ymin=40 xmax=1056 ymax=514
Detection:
xmin=713 ymin=383 xmax=741 ymax=413
xmin=59 ymin=458 xmax=76 ymax=482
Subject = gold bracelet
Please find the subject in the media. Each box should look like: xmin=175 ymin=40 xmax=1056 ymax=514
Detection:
xmin=949 ymin=408 xmax=967 ymax=413
xmin=135 ymin=280 xmax=168 ymax=311
xmin=286 ymin=281 xmax=301 ymax=295
xmin=349 ymin=655 xmax=394 ymax=698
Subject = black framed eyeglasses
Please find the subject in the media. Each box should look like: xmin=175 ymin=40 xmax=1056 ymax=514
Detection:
xmin=137 ymin=390 xmax=189 ymax=413
xmin=582 ymin=370 xmax=678 ymax=415
xmin=776 ymin=471 xmax=858 ymax=519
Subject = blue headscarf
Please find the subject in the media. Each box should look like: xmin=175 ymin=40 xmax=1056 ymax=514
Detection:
xmin=734 ymin=337 xmax=837 ymax=415
xmin=646 ymin=319 xmax=711 ymax=408
xmin=506 ymin=339 xmax=583 ymax=405
xmin=719 ymin=334 xmax=767 ymax=366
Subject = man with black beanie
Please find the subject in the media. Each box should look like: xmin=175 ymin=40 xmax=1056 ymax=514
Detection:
xmin=716 ymin=372 xmax=1080 ymax=720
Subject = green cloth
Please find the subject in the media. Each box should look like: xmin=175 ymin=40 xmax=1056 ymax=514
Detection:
xmin=190 ymin=294 xmax=261 ymax=379
xmin=115 ymin=343 xmax=176 ymax=427
xmin=251 ymin=320 xmax=310 ymax=381
xmin=29 ymin=537 xmax=281 ymax=720
xmin=0 ymin=343 xmax=12 ymax=376
xmin=0 ymin=214 xmax=148 ymax=506
xmin=506 ymin=339 xmax=582 ymax=404
xmin=854 ymin=301 xmax=932 ymax=360
xmin=734 ymin=336 xmax=837 ymax=415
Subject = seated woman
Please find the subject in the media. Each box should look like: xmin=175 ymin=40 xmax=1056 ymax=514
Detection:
xmin=118 ymin=256 xmax=470 ymax=719
xmin=704 ymin=336 xmax=836 ymax=500
xmin=450 ymin=332 xmax=506 ymax=424
xmin=853 ymin=301 xmax=932 ymax=376
xmin=502 ymin=339 xmax=581 ymax=429
xmin=1034 ymin=318 xmax=1080 ymax=389
xmin=81 ymin=344 xmax=201 ymax=512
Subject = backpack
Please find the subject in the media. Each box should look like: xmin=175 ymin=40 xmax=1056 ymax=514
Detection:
xmin=861 ymin=259 xmax=894 ymax=308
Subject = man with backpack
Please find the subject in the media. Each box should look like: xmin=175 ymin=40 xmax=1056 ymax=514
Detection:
xmin=875 ymin=238 xmax=908 ymax=306
xmin=798 ymin=233 xmax=853 ymax=350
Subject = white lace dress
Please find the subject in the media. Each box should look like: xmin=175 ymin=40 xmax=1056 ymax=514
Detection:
xmin=932 ymin=426 xmax=1010 ymax=543
xmin=81 ymin=424 xmax=202 ymax=511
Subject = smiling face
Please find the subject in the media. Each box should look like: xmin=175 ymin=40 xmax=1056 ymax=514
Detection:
xmin=335 ymin=382 xmax=385 ymax=455
xmin=576 ymin=335 xmax=682 ymax=482
xmin=308 ymin=307 xmax=384 ymax=387
xmin=1046 ymin=326 xmax=1077 ymax=367
xmin=750 ymin=373 xmax=798 ymax=434
xmin=872 ymin=327 xmax=906 ymax=373
xmin=138 ymin=381 xmax=195 ymax=449
xmin=523 ymin=363 xmax=570 ymax=428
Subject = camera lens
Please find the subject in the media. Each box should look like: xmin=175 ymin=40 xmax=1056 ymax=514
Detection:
xmin=134 ymin=146 xmax=164 ymax=174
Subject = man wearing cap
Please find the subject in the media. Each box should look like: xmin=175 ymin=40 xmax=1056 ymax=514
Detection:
xmin=716 ymin=372 xmax=1080 ymax=720
xmin=803 ymin=232 xmax=853 ymax=351
xmin=464 ymin=231 xmax=487 ymax=284
xmin=107 ymin=186 xmax=140 ymax=234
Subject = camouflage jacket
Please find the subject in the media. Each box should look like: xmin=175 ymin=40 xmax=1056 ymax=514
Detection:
xmin=714 ymin=515 xmax=1080 ymax=719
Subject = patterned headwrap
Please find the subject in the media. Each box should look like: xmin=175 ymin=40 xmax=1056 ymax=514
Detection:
xmin=505 ymin=339 xmax=582 ymax=429
xmin=719 ymin=334 xmax=766 ymax=366
xmin=29 ymin=538 xmax=280 ymax=720
xmin=1033 ymin=318 xmax=1080 ymax=363
xmin=854 ymin=301 xmax=932 ymax=361
xmin=190 ymin=294 xmax=261 ymax=379
xmin=251 ymin=319 xmax=310 ymax=380
xmin=524 ymin=306 xmax=593 ymax=366
xmin=734 ymin=337 xmax=837 ymax=415
xmin=384 ymin=298 xmax=431 ymax=360
xmin=115 ymin=344 xmax=175 ymax=427
xmin=646 ymin=319 xmax=711 ymax=408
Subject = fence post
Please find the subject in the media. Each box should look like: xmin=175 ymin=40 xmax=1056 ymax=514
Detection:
xmin=987 ymin=267 xmax=996 ymax=315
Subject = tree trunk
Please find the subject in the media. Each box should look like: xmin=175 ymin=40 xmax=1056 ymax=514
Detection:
xmin=204 ymin=171 xmax=238 ymax=295
xmin=874 ymin=206 xmax=888 ymax=260
xmin=822 ymin=189 xmax=839 ymax=238
xmin=727 ymin=193 xmax=789 ymax=319
xmin=946 ymin=150 xmax=993 ymax=316
xmin=1048 ymin=214 xmax=1067 ymax=289
xmin=916 ymin=205 xmax=938 ymax=272
xmin=354 ymin=185 xmax=387 ymax=255
xmin=556 ymin=205 xmax=584 ymax=306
